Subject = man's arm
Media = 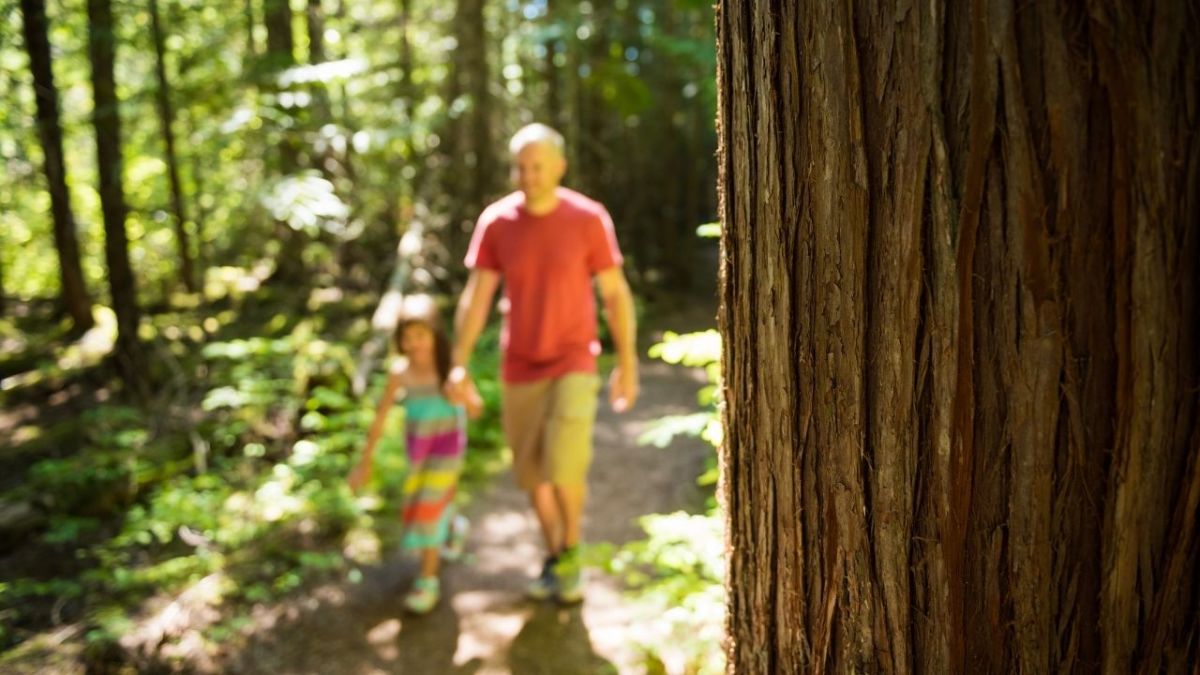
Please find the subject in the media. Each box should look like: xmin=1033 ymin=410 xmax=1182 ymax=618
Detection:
xmin=448 ymin=269 xmax=501 ymax=391
xmin=596 ymin=267 xmax=639 ymax=411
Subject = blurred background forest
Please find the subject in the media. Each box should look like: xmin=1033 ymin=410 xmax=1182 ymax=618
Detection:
xmin=1 ymin=0 xmax=720 ymax=671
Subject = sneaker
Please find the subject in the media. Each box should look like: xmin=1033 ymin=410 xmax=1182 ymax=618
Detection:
xmin=526 ymin=555 xmax=559 ymax=600
xmin=442 ymin=515 xmax=469 ymax=562
xmin=554 ymin=546 xmax=584 ymax=604
xmin=404 ymin=576 xmax=440 ymax=614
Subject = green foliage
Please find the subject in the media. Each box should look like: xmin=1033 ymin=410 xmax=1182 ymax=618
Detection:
xmin=619 ymin=313 xmax=725 ymax=672
xmin=2 ymin=0 xmax=718 ymax=664
xmin=609 ymin=511 xmax=725 ymax=675
xmin=0 ymin=288 xmax=506 ymax=660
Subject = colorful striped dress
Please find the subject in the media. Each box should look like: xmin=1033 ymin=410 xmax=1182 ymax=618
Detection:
xmin=399 ymin=382 xmax=467 ymax=550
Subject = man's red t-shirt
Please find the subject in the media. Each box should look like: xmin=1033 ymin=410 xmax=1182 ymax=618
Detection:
xmin=464 ymin=187 xmax=623 ymax=383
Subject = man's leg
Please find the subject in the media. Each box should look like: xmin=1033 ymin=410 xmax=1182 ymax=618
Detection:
xmin=530 ymin=482 xmax=562 ymax=553
xmin=543 ymin=374 xmax=601 ymax=603
xmin=554 ymin=482 xmax=586 ymax=550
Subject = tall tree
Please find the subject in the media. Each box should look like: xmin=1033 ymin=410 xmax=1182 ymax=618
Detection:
xmin=262 ymin=0 xmax=308 ymax=283
xmin=20 ymin=0 xmax=94 ymax=332
xmin=443 ymin=0 xmax=494 ymax=260
xmin=263 ymin=0 xmax=298 ymax=173
xmin=88 ymin=0 xmax=148 ymax=394
xmin=148 ymin=0 xmax=197 ymax=293
xmin=717 ymin=2 xmax=1199 ymax=673
xmin=306 ymin=0 xmax=326 ymax=64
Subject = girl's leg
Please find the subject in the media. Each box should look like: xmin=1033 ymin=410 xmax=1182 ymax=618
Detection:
xmin=419 ymin=546 xmax=440 ymax=579
xmin=405 ymin=548 xmax=442 ymax=614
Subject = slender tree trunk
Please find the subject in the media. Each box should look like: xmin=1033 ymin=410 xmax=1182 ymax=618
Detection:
xmin=263 ymin=0 xmax=298 ymax=173
xmin=306 ymin=0 xmax=325 ymax=63
xmin=717 ymin=2 xmax=1199 ymax=673
xmin=263 ymin=0 xmax=309 ymax=283
xmin=396 ymin=0 xmax=412 ymax=102
xmin=306 ymin=0 xmax=332 ymax=126
xmin=148 ymin=0 xmax=196 ymax=293
xmin=20 ymin=0 xmax=94 ymax=332
xmin=243 ymin=0 xmax=257 ymax=70
xmin=88 ymin=0 xmax=148 ymax=395
xmin=543 ymin=0 xmax=560 ymax=131
xmin=442 ymin=0 xmax=492 ymax=261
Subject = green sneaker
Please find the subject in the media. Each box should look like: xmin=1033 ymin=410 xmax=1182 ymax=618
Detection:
xmin=554 ymin=546 xmax=584 ymax=604
xmin=526 ymin=555 xmax=559 ymax=600
xmin=404 ymin=576 xmax=440 ymax=614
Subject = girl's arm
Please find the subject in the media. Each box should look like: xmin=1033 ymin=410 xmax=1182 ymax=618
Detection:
xmin=349 ymin=366 xmax=406 ymax=491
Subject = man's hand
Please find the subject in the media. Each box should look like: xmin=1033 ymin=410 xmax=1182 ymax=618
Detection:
xmin=348 ymin=460 xmax=372 ymax=493
xmin=608 ymin=364 xmax=639 ymax=413
xmin=463 ymin=379 xmax=485 ymax=420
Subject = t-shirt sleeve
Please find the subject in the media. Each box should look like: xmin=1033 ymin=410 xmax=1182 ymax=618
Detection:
xmin=464 ymin=210 xmax=500 ymax=271
xmin=586 ymin=206 xmax=624 ymax=273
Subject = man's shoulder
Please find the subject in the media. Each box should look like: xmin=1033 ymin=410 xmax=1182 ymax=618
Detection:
xmin=557 ymin=188 xmax=609 ymax=218
xmin=479 ymin=192 xmax=525 ymax=226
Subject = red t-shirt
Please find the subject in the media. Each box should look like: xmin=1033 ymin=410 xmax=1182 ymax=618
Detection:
xmin=465 ymin=187 xmax=624 ymax=383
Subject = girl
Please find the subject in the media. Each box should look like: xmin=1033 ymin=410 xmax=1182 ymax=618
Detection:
xmin=349 ymin=294 xmax=481 ymax=613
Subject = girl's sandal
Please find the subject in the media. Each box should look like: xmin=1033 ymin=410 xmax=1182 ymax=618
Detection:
xmin=403 ymin=576 xmax=440 ymax=614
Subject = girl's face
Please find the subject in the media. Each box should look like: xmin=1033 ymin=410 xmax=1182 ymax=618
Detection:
xmin=400 ymin=323 xmax=435 ymax=364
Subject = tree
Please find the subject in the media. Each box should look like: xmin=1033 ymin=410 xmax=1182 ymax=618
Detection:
xmin=88 ymin=0 xmax=148 ymax=394
xmin=442 ymin=0 xmax=495 ymax=261
xmin=148 ymin=0 xmax=197 ymax=293
xmin=20 ymin=0 xmax=94 ymax=332
xmin=716 ymin=2 xmax=1199 ymax=673
xmin=263 ymin=0 xmax=298 ymax=173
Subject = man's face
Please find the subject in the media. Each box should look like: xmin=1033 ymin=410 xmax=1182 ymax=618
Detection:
xmin=512 ymin=141 xmax=566 ymax=202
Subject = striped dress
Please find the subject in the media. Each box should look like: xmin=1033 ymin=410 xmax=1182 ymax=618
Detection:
xmin=399 ymin=382 xmax=467 ymax=550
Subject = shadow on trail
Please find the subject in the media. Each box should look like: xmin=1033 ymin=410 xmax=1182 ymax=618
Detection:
xmin=226 ymin=557 xmax=483 ymax=674
xmin=508 ymin=604 xmax=617 ymax=675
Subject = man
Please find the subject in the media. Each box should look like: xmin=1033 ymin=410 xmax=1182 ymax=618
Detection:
xmin=446 ymin=123 xmax=639 ymax=603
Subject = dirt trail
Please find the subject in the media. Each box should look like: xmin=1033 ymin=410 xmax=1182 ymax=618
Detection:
xmin=217 ymin=341 xmax=714 ymax=674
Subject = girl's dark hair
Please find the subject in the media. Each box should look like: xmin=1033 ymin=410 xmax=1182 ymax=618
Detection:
xmin=391 ymin=294 xmax=452 ymax=386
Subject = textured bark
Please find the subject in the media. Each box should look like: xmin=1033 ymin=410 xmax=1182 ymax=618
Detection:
xmin=717 ymin=1 xmax=1199 ymax=673
xmin=148 ymin=0 xmax=196 ymax=293
xmin=20 ymin=0 xmax=94 ymax=332
xmin=88 ymin=0 xmax=148 ymax=395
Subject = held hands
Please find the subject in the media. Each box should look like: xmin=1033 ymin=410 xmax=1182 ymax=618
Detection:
xmin=609 ymin=363 xmax=639 ymax=413
xmin=445 ymin=365 xmax=484 ymax=419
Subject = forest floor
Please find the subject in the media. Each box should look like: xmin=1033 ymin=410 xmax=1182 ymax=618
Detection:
xmin=5 ymin=300 xmax=719 ymax=674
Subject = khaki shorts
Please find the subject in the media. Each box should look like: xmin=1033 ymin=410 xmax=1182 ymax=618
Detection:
xmin=502 ymin=372 xmax=601 ymax=491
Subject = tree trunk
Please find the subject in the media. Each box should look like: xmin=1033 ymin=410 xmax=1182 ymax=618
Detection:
xmin=263 ymin=0 xmax=298 ymax=173
xmin=306 ymin=0 xmax=326 ymax=64
xmin=542 ymin=0 xmax=560 ymax=131
xmin=88 ymin=0 xmax=148 ymax=396
xmin=20 ymin=0 xmax=94 ymax=332
xmin=443 ymin=0 xmax=493 ymax=261
xmin=263 ymin=0 xmax=308 ymax=283
xmin=243 ymin=0 xmax=257 ymax=69
xmin=263 ymin=0 xmax=295 ymax=73
xmin=716 ymin=2 xmax=1199 ymax=673
xmin=148 ymin=0 xmax=196 ymax=293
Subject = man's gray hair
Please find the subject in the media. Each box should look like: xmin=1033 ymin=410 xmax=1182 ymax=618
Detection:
xmin=508 ymin=123 xmax=565 ymax=156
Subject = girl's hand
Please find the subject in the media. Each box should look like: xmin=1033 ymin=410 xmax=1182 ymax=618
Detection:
xmin=348 ymin=460 xmax=372 ymax=493
xmin=464 ymin=380 xmax=484 ymax=420
xmin=443 ymin=365 xmax=469 ymax=403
